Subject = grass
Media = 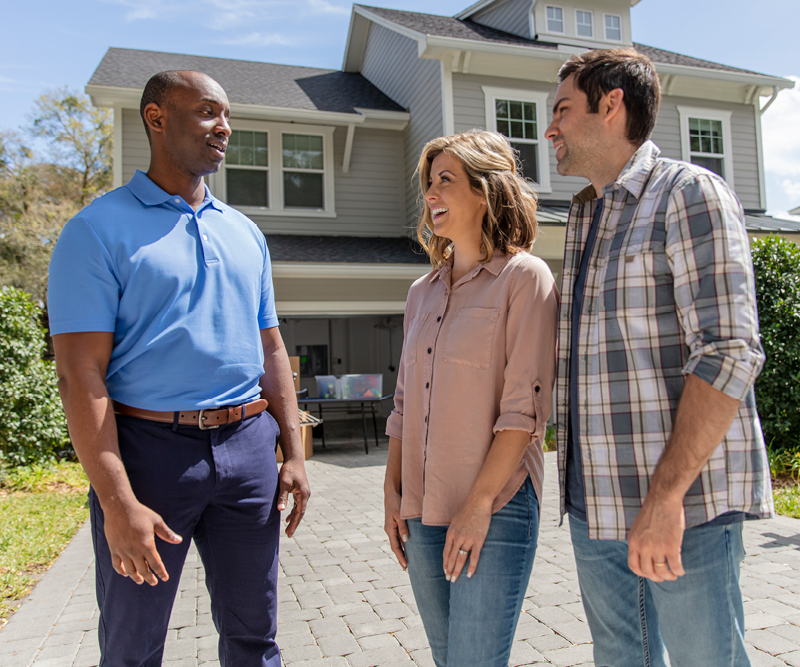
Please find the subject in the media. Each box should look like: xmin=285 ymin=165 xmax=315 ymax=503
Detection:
xmin=0 ymin=460 xmax=89 ymax=627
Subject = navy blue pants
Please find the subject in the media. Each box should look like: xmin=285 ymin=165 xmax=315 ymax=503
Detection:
xmin=89 ymin=411 xmax=282 ymax=667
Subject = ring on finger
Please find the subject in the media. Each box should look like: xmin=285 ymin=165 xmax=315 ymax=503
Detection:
xmin=458 ymin=549 xmax=469 ymax=556
xmin=653 ymin=561 xmax=666 ymax=567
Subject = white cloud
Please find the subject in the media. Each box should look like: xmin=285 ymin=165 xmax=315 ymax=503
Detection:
xmin=762 ymin=75 xmax=800 ymax=207
xmin=307 ymin=0 xmax=349 ymax=16
xmin=216 ymin=32 xmax=297 ymax=47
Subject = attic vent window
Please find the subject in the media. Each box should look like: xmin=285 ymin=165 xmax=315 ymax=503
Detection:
xmin=605 ymin=15 xmax=621 ymax=41
xmin=546 ymin=6 xmax=564 ymax=33
xmin=576 ymin=10 xmax=593 ymax=38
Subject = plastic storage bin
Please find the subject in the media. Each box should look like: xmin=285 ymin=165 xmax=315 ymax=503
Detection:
xmin=315 ymin=375 xmax=342 ymax=399
xmin=341 ymin=374 xmax=383 ymax=399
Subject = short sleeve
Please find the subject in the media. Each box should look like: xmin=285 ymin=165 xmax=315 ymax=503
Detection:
xmin=47 ymin=218 xmax=120 ymax=335
xmin=258 ymin=237 xmax=279 ymax=329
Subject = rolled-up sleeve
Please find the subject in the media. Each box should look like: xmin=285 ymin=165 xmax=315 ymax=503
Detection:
xmin=493 ymin=258 xmax=559 ymax=442
xmin=385 ymin=293 xmax=413 ymax=441
xmin=666 ymin=173 xmax=765 ymax=401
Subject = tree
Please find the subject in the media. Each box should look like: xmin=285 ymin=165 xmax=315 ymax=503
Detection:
xmin=751 ymin=235 xmax=800 ymax=451
xmin=28 ymin=88 xmax=112 ymax=207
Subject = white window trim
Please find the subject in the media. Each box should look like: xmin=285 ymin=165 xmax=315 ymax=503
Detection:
xmin=543 ymin=5 xmax=565 ymax=35
xmin=482 ymin=87 xmax=551 ymax=194
xmin=604 ymin=13 xmax=623 ymax=43
xmin=209 ymin=119 xmax=336 ymax=218
xmin=575 ymin=9 xmax=594 ymax=39
xmin=677 ymin=106 xmax=735 ymax=188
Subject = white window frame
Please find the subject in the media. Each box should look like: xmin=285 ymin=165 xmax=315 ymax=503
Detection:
xmin=482 ymin=87 xmax=551 ymax=194
xmin=575 ymin=9 xmax=594 ymax=38
xmin=677 ymin=106 xmax=735 ymax=187
xmin=604 ymin=13 xmax=622 ymax=42
xmin=544 ymin=5 xmax=565 ymax=34
xmin=210 ymin=119 xmax=336 ymax=218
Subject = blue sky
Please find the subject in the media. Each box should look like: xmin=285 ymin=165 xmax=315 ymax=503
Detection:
xmin=2 ymin=0 xmax=798 ymax=213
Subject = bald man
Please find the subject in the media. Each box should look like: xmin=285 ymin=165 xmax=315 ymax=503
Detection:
xmin=48 ymin=70 xmax=310 ymax=666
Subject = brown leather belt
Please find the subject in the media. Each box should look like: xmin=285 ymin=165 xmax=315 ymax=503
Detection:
xmin=112 ymin=399 xmax=269 ymax=430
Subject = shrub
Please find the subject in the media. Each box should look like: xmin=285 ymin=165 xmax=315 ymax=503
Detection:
xmin=752 ymin=235 xmax=800 ymax=451
xmin=0 ymin=287 xmax=69 ymax=465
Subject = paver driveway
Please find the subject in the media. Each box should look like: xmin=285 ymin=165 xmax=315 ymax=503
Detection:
xmin=4 ymin=440 xmax=800 ymax=666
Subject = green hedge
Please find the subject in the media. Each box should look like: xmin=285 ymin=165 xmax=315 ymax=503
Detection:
xmin=752 ymin=235 xmax=800 ymax=451
xmin=0 ymin=287 xmax=69 ymax=465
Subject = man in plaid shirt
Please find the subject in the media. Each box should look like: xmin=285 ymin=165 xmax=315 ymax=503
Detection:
xmin=545 ymin=49 xmax=773 ymax=666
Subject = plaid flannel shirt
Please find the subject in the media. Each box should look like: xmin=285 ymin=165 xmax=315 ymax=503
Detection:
xmin=556 ymin=141 xmax=774 ymax=540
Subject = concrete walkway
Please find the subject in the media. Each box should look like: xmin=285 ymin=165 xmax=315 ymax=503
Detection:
xmin=4 ymin=442 xmax=800 ymax=666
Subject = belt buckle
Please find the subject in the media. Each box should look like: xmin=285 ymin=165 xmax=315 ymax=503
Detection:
xmin=198 ymin=409 xmax=220 ymax=430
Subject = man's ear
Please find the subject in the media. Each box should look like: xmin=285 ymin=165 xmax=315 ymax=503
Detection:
xmin=143 ymin=102 xmax=166 ymax=137
xmin=601 ymin=88 xmax=626 ymax=127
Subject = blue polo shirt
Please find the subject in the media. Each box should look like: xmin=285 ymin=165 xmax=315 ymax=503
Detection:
xmin=48 ymin=170 xmax=278 ymax=411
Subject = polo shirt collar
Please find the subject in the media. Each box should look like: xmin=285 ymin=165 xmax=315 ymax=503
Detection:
xmin=571 ymin=140 xmax=661 ymax=205
xmin=127 ymin=170 xmax=223 ymax=211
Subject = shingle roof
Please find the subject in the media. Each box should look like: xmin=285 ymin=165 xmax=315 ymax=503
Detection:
xmin=358 ymin=5 xmax=775 ymax=78
xmin=266 ymin=235 xmax=430 ymax=264
xmin=88 ymin=48 xmax=405 ymax=114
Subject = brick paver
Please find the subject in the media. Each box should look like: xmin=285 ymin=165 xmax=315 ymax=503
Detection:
xmin=4 ymin=440 xmax=800 ymax=666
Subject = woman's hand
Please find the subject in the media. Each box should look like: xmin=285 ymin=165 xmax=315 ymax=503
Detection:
xmin=384 ymin=487 xmax=408 ymax=570
xmin=443 ymin=497 xmax=493 ymax=583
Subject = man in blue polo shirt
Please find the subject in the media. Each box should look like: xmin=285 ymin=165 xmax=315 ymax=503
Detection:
xmin=48 ymin=70 xmax=310 ymax=666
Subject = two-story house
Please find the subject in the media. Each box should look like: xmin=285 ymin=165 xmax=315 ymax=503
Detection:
xmin=85 ymin=0 xmax=797 ymax=401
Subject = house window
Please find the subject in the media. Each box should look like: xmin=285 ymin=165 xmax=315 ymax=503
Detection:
xmin=225 ymin=130 xmax=269 ymax=208
xmin=482 ymin=87 xmax=551 ymax=194
xmin=282 ymin=134 xmax=325 ymax=209
xmin=546 ymin=6 xmax=564 ymax=33
xmin=605 ymin=14 xmax=621 ymax=41
xmin=677 ymin=106 xmax=735 ymax=186
xmin=494 ymin=99 xmax=540 ymax=183
xmin=576 ymin=10 xmax=593 ymax=37
xmin=214 ymin=120 xmax=336 ymax=217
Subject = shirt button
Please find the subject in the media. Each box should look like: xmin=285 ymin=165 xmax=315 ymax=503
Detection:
xmin=174 ymin=198 xmax=180 ymax=204
xmin=424 ymin=416 xmax=428 ymax=423
xmin=427 ymin=348 xmax=432 ymax=354
xmin=437 ymin=316 xmax=441 ymax=322
xmin=203 ymin=234 xmax=208 ymax=240
xmin=426 ymin=382 xmax=429 ymax=388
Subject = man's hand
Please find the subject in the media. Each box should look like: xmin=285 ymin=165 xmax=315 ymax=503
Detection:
xmin=103 ymin=499 xmax=183 ymax=585
xmin=627 ymin=495 xmax=686 ymax=582
xmin=278 ymin=459 xmax=310 ymax=537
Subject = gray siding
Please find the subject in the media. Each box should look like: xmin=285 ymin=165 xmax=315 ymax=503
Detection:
xmin=360 ymin=23 xmax=443 ymax=226
xmin=453 ymin=75 xmax=762 ymax=208
xmin=249 ymin=126 xmax=406 ymax=236
xmin=473 ymin=0 xmax=532 ymax=39
xmin=119 ymin=110 xmax=407 ymax=236
xmin=122 ymin=108 xmax=150 ymax=182
xmin=452 ymin=73 xmax=585 ymax=200
xmin=653 ymin=96 xmax=761 ymax=210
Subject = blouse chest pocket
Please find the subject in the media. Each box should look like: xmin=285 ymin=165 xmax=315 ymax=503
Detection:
xmin=444 ymin=307 xmax=500 ymax=370
xmin=403 ymin=312 xmax=430 ymax=367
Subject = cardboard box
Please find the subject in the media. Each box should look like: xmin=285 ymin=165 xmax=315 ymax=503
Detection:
xmin=276 ymin=424 xmax=314 ymax=462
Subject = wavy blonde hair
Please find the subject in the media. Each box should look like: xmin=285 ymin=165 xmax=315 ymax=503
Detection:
xmin=416 ymin=130 xmax=538 ymax=268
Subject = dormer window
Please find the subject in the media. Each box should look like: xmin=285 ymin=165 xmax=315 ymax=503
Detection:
xmin=576 ymin=10 xmax=593 ymax=38
xmin=546 ymin=6 xmax=564 ymax=33
xmin=605 ymin=15 xmax=622 ymax=41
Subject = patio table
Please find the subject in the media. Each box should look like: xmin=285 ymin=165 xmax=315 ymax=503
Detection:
xmin=297 ymin=395 xmax=394 ymax=454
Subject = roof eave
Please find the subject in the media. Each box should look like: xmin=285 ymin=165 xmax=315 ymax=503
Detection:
xmin=85 ymin=83 xmax=409 ymax=128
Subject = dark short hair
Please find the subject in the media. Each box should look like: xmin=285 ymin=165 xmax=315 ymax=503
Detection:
xmin=139 ymin=70 xmax=195 ymax=141
xmin=558 ymin=49 xmax=660 ymax=146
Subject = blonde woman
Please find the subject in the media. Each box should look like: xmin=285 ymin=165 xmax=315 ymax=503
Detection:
xmin=384 ymin=130 xmax=558 ymax=666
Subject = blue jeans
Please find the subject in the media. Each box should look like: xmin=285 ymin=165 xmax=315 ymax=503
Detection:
xmin=404 ymin=478 xmax=539 ymax=667
xmin=90 ymin=412 xmax=282 ymax=667
xmin=569 ymin=514 xmax=750 ymax=667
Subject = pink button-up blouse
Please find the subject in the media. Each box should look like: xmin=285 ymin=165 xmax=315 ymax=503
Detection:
xmin=386 ymin=250 xmax=559 ymax=525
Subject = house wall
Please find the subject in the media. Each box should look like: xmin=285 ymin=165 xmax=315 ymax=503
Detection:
xmin=452 ymin=74 xmax=762 ymax=209
xmin=472 ymin=0 xmax=533 ymax=39
xmin=120 ymin=109 xmax=408 ymax=236
xmin=360 ymin=22 xmax=444 ymax=226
